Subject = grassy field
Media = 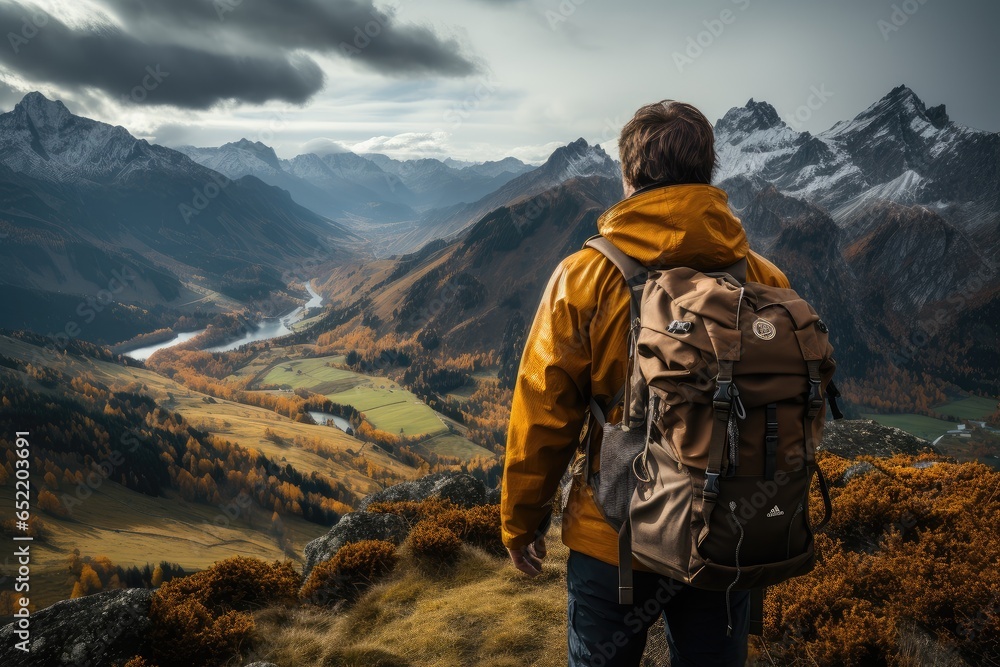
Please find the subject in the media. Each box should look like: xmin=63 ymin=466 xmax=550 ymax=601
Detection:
xmin=862 ymin=396 xmax=997 ymax=443
xmin=258 ymin=356 xmax=490 ymax=459
xmin=861 ymin=413 xmax=957 ymax=442
xmin=932 ymin=396 xmax=996 ymax=421
xmin=250 ymin=540 xmax=571 ymax=667
xmin=0 ymin=481 xmax=328 ymax=610
xmin=417 ymin=433 xmax=492 ymax=460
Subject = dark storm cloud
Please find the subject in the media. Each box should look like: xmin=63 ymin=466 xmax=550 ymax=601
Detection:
xmin=0 ymin=0 xmax=479 ymax=109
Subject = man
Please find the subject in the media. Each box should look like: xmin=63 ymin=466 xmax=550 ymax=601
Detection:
xmin=500 ymin=100 xmax=790 ymax=666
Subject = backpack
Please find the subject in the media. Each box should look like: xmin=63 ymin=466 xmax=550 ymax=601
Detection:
xmin=582 ymin=234 xmax=842 ymax=628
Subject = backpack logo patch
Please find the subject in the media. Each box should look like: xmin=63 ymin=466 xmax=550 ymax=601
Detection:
xmin=767 ymin=505 xmax=785 ymax=518
xmin=667 ymin=320 xmax=693 ymax=334
xmin=753 ymin=319 xmax=776 ymax=340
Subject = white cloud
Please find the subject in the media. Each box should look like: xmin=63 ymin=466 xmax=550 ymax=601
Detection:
xmin=349 ymin=131 xmax=451 ymax=159
xmin=300 ymin=137 xmax=352 ymax=156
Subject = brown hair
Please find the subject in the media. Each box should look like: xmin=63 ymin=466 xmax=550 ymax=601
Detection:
xmin=618 ymin=100 xmax=717 ymax=190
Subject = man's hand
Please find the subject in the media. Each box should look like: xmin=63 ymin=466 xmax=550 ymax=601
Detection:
xmin=507 ymin=535 xmax=547 ymax=577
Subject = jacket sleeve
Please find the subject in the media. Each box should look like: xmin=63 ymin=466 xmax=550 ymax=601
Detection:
xmin=501 ymin=257 xmax=593 ymax=550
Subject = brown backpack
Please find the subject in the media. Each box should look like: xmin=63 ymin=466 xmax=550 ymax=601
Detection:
xmin=583 ymin=235 xmax=841 ymax=633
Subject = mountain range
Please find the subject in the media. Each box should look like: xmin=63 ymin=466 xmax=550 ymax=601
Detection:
xmin=317 ymin=85 xmax=998 ymax=395
xmin=174 ymin=140 xmax=536 ymax=233
xmin=0 ymin=86 xmax=995 ymax=394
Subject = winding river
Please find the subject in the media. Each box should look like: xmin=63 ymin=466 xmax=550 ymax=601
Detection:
xmin=124 ymin=281 xmax=323 ymax=360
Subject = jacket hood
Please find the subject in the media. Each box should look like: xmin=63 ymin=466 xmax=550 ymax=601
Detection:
xmin=596 ymin=183 xmax=749 ymax=268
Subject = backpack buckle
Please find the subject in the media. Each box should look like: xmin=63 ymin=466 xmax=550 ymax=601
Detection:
xmin=704 ymin=472 xmax=720 ymax=498
xmin=713 ymin=381 xmax=736 ymax=421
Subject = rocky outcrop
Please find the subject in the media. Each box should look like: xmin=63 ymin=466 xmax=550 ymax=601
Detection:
xmin=303 ymin=472 xmax=496 ymax=580
xmin=357 ymin=472 xmax=486 ymax=510
xmin=837 ymin=461 xmax=879 ymax=486
xmin=303 ymin=511 xmax=409 ymax=580
xmin=820 ymin=419 xmax=941 ymax=459
xmin=0 ymin=588 xmax=152 ymax=666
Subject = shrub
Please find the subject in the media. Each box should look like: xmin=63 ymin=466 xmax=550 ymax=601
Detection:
xmin=462 ymin=504 xmax=504 ymax=556
xmin=300 ymin=540 xmax=398 ymax=606
xmin=427 ymin=508 xmax=470 ymax=536
xmin=368 ymin=500 xmax=504 ymax=557
xmin=407 ymin=520 xmax=463 ymax=567
xmin=366 ymin=498 xmax=455 ymax=525
xmin=148 ymin=557 xmax=300 ymax=667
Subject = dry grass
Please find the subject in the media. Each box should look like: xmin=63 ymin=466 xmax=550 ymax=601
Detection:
xmin=249 ymin=541 xmax=570 ymax=667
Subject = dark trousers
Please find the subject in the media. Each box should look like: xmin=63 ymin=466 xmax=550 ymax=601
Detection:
xmin=567 ymin=550 xmax=750 ymax=666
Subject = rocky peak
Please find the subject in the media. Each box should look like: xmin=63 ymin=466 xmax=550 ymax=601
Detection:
xmin=543 ymin=138 xmax=618 ymax=181
xmin=225 ymin=138 xmax=282 ymax=170
xmin=716 ymin=99 xmax=785 ymax=136
xmin=12 ymin=91 xmax=73 ymax=132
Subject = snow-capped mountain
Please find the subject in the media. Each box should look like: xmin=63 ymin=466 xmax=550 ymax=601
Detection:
xmin=714 ymin=85 xmax=1000 ymax=249
xmin=717 ymin=85 xmax=998 ymax=394
xmin=0 ymin=92 xmax=353 ymax=337
xmin=0 ymin=92 xmax=203 ymax=187
xmin=177 ymin=139 xmax=285 ymax=178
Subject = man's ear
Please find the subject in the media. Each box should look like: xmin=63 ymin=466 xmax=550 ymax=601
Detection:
xmin=622 ymin=174 xmax=636 ymax=198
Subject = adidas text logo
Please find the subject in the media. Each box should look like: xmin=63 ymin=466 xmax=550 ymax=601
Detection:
xmin=766 ymin=505 xmax=784 ymax=518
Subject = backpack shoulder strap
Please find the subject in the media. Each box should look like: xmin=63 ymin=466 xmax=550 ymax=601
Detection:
xmin=582 ymin=235 xmax=647 ymax=432
xmin=583 ymin=235 xmax=647 ymax=320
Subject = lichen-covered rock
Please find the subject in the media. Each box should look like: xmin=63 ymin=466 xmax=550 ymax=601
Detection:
xmin=243 ymin=662 xmax=279 ymax=667
xmin=485 ymin=486 xmax=501 ymax=505
xmin=0 ymin=588 xmax=153 ymax=666
xmin=838 ymin=461 xmax=879 ymax=486
xmin=819 ymin=419 xmax=940 ymax=459
xmin=302 ymin=511 xmax=408 ymax=580
xmin=357 ymin=472 xmax=486 ymax=510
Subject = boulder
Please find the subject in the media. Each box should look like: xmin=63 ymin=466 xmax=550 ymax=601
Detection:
xmin=303 ymin=511 xmax=409 ymax=580
xmin=243 ymin=663 xmax=280 ymax=667
xmin=485 ymin=486 xmax=501 ymax=505
xmin=357 ymin=472 xmax=486 ymax=510
xmin=819 ymin=419 xmax=941 ymax=459
xmin=0 ymin=588 xmax=153 ymax=666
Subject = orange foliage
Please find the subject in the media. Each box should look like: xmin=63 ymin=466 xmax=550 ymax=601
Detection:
xmin=764 ymin=454 xmax=1000 ymax=665
xmin=300 ymin=540 xmax=398 ymax=606
xmin=148 ymin=556 xmax=300 ymax=667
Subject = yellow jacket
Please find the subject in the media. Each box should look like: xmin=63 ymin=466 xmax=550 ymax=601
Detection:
xmin=500 ymin=183 xmax=790 ymax=565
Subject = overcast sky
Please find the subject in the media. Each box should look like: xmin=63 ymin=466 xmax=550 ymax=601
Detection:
xmin=0 ymin=0 xmax=996 ymax=163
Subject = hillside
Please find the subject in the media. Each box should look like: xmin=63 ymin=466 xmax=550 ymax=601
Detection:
xmin=317 ymin=173 xmax=624 ymax=358
xmin=4 ymin=422 xmax=998 ymax=667
xmin=0 ymin=331 xmax=421 ymax=607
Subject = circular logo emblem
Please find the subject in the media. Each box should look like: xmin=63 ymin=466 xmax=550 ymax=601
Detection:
xmin=752 ymin=319 xmax=776 ymax=340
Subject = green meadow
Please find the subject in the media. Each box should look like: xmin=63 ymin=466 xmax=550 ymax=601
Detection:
xmin=260 ymin=356 xmax=490 ymax=458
